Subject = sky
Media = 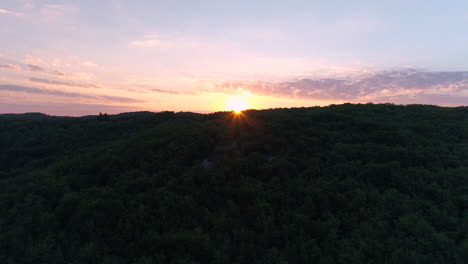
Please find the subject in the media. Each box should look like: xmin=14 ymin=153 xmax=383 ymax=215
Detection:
xmin=1 ymin=0 xmax=468 ymax=115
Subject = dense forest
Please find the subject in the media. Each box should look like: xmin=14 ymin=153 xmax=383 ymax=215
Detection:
xmin=1 ymin=103 xmax=468 ymax=263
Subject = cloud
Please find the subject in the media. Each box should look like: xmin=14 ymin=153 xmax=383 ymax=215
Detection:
xmin=40 ymin=4 xmax=79 ymax=21
xmin=0 ymin=8 xmax=23 ymax=16
xmin=150 ymin=88 xmax=180 ymax=95
xmin=17 ymin=0 xmax=35 ymax=9
xmin=25 ymin=57 xmax=97 ymax=81
xmin=201 ymin=69 xmax=468 ymax=105
xmin=128 ymin=87 xmax=182 ymax=95
xmin=0 ymin=63 xmax=21 ymax=71
xmin=27 ymin=64 xmax=65 ymax=76
xmin=29 ymin=77 xmax=101 ymax=89
xmin=27 ymin=64 xmax=43 ymax=71
xmin=0 ymin=84 xmax=143 ymax=104
xmin=24 ymin=55 xmax=49 ymax=66
xmin=131 ymin=84 xmax=194 ymax=95
xmin=82 ymin=60 xmax=98 ymax=67
xmin=130 ymin=39 xmax=161 ymax=47
xmin=130 ymin=34 xmax=165 ymax=47
xmin=128 ymin=89 xmax=149 ymax=94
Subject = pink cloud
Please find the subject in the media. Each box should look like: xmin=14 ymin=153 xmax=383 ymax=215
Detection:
xmin=0 ymin=84 xmax=142 ymax=104
xmin=82 ymin=60 xmax=99 ymax=67
xmin=27 ymin=64 xmax=65 ymax=76
xmin=129 ymin=33 xmax=169 ymax=48
xmin=199 ymin=69 xmax=468 ymax=104
xmin=29 ymin=77 xmax=101 ymax=89
xmin=0 ymin=63 xmax=21 ymax=71
xmin=130 ymin=39 xmax=161 ymax=47
xmin=0 ymin=8 xmax=23 ymax=16
xmin=15 ymin=0 xmax=34 ymax=9
xmin=40 ymin=4 xmax=79 ymax=21
xmin=24 ymin=55 xmax=49 ymax=67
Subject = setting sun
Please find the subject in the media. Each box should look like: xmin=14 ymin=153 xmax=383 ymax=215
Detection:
xmin=226 ymin=96 xmax=249 ymax=113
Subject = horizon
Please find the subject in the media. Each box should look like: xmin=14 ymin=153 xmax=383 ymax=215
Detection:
xmin=2 ymin=0 xmax=468 ymax=115
xmin=1 ymin=102 xmax=468 ymax=118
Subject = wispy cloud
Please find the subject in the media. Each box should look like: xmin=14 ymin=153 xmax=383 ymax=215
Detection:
xmin=27 ymin=64 xmax=65 ymax=76
xmin=82 ymin=60 xmax=98 ymax=67
xmin=0 ymin=63 xmax=21 ymax=71
xmin=24 ymin=55 xmax=49 ymax=66
xmin=131 ymin=84 xmax=194 ymax=95
xmin=128 ymin=88 xmax=149 ymax=94
xmin=0 ymin=8 xmax=23 ymax=17
xmin=29 ymin=77 xmax=101 ymax=89
xmin=128 ymin=87 xmax=180 ymax=95
xmin=130 ymin=34 xmax=164 ymax=47
xmin=201 ymin=69 xmax=468 ymax=105
xmin=40 ymin=4 xmax=79 ymax=21
xmin=27 ymin=64 xmax=43 ymax=71
xmin=130 ymin=39 xmax=161 ymax=47
xmin=150 ymin=88 xmax=181 ymax=95
xmin=0 ymin=84 xmax=143 ymax=104
xmin=24 ymin=56 xmax=98 ymax=82
xmin=15 ymin=0 xmax=34 ymax=9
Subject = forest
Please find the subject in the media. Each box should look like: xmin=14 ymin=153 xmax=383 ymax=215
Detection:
xmin=1 ymin=103 xmax=468 ymax=263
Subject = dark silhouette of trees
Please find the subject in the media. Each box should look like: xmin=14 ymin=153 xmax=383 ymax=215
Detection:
xmin=1 ymin=104 xmax=468 ymax=263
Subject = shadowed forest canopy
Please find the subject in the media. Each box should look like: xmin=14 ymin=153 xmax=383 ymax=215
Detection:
xmin=1 ymin=104 xmax=468 ymax=263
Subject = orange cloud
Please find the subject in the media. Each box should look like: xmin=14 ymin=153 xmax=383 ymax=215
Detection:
xmin=82 ymin=61 xmax=99 ymax=67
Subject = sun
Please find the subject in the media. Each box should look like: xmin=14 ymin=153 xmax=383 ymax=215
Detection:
xmin=226 ymin=96 xmax=248 ymax=113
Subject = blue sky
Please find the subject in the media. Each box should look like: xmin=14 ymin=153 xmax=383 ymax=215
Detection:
xmin=1 ymin=0 xmax=468 ymax=115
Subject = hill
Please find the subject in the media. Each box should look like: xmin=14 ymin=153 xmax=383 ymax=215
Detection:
xmin=1 ymin=104 xmax=468 ymax=263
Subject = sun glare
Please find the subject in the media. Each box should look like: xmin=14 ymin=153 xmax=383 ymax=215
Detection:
xmin=226 ymin=96 xmax=248 ymax=113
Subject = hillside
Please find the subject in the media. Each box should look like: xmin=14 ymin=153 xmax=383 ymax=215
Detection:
xmin=1 ymin=104 xmax=468 ymax=263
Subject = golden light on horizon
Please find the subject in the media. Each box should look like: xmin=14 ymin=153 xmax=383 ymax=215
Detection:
xmin=226 ymin=95 xmax=249 ymax=113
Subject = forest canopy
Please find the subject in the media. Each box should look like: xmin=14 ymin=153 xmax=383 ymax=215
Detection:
xmin=1 ymin=104 xmax=468 ymax=263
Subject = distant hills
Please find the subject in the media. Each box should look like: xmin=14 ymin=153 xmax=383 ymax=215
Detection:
xmin=1 ymin=104 xmax=468 ymax=263
xmin=0 ymin=112 xmax=55 ymax=119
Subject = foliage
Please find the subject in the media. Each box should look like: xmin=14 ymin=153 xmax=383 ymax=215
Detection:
xmin=1 ymin=104 xmax=468 ymax=263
